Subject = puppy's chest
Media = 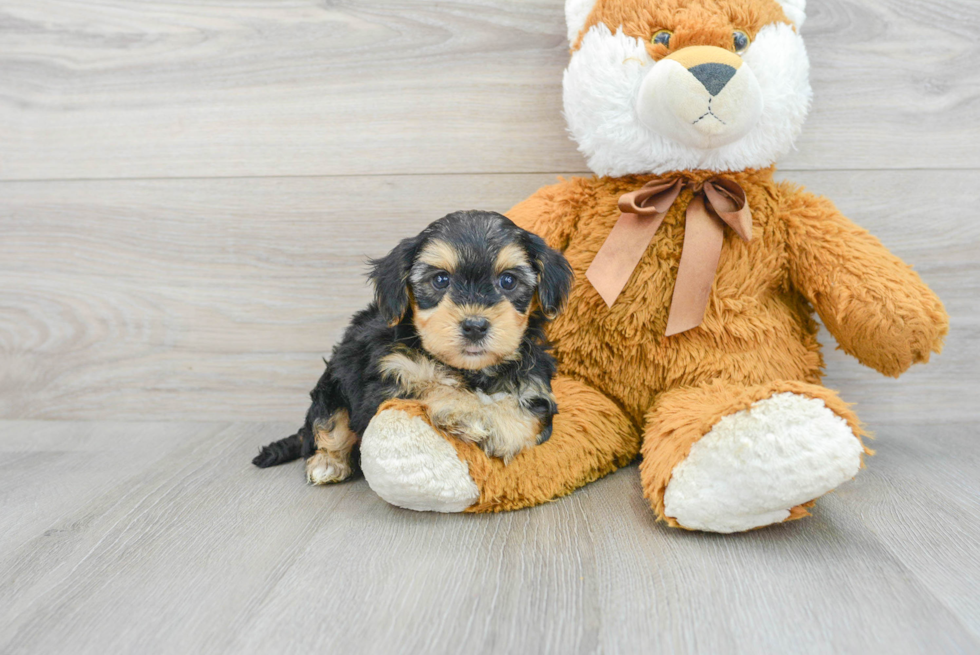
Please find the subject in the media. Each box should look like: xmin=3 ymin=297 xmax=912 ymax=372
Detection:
xmin=378 ymin=351 xmax=512 ymax=404
xmin=377 ymin=351 xmax=538 ymax=444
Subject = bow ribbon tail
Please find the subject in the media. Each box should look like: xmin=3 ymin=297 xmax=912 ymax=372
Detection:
xmin=664 ymin=194 xmax=727 ymax=336
xmin=587 ymin=176 xmax=753 ymax=336
xmin=664 ymin=182 xmax=753 ymax=336
xmin=586 ymin=210 xmax=668 ymax=307
xmin=586 ymin=179 xmax=683 ymax=307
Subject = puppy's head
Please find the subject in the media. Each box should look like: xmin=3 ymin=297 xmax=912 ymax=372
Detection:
xmin=369 ymin=211 xmax=572 ymax=371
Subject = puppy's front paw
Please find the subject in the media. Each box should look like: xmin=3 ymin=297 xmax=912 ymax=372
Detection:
xmin=305 ymin=451 xmax=353 ymax=485
xmin=536 ymin=423 xmax=553 ymax=445
xmin=482 ymin=441 xmax=532 ymax=465
xmin=480 ymin=427 xmax=540 ymax=465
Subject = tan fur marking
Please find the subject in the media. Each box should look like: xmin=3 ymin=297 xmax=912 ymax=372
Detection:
xmin=379 ymin=353 xmax=547 ymax=463
xmin=666 ymin=45 xmax=742 ymax=70
xmin=379 ymin=352 xmax=462 ymax=396
xmin=412 ymin=298 xmax=528 ymax=371
xmin=306 ymin=409 xmax=358 ymax=485
xmin=574 ymin=0 xmax=790 ymax=54
xmin=416 ymin=240 xmax=459 ymax=273
xmin=378 ymin=398 xmax=432 ymax=421
xmin=494 ymin=243 xmax=531 ymax=273
xmin=424 ymin=386 xmax=544 ymax=464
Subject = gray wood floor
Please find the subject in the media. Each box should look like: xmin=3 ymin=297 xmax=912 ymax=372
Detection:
xmin=2 ymin=419 xmax=979 ymax=654
xmin=2 ymin=0 xmax=979 ymax=653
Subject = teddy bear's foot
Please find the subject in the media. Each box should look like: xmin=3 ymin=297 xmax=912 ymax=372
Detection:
xmin=641 ymin=381 xmax=870 ymax=533
xmin=361 ymin=378 xmax=639 ymax=513
xmin=360 ymin=401 xmax=480 ymax=513
xmin=662 ymin=392 xmax=864 ymax=533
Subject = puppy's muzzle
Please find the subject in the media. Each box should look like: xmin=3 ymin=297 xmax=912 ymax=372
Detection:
xmin=460 ymin=316 xmax=490 ymax=343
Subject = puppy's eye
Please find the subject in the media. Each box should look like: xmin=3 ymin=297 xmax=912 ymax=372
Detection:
xmin=498 ymin=273 xmax=517 ymax=291
xmin=733 ymin=30 xmax=750 ymax=54
xmin=651 ymin=30 xmax=672 ymax=48
xmin=432 ymin=272 xmax=451 ymax=290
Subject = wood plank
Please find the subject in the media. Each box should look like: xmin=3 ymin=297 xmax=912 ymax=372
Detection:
xmin=1 ymin=170 xmax=976 ymax=422
xmin=0 ymin=421 xmax=335 ymax=653
xmin=0 ymin=419 xmax=977 ymax=653
xmin=0 ymin=420 xmax=227 ymax=555
xmin=1 ymin=0 xmax=978 ymax=181
xmin=847 ymin=420 xmax=980 ymax=639
xmin=0 ymin=173 xmax=556 ymax=421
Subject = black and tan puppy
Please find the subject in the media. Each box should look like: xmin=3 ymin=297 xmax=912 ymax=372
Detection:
xmin=253 ymin=210 xmax=573 ymax=484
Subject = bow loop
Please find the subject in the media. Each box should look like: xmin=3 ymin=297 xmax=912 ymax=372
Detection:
xmin=703 ymin=179 xmax=752 ymax=242
xmin=618 ymin=178 xmax=684 ymax=216
xmin=584 ymin=175 xmax=754 ymax=336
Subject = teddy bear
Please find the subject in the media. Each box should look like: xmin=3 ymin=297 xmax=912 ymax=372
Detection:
xmin=356 ymin=0 xmax=949 ymax=532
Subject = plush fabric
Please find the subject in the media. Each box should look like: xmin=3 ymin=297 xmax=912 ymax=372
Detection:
xmin=456 ymin=376 xmax=639 ymax=512
xmin=642 ymin=381 xmax=869 ymax=531
xmin=362 ymin=166 xmax=944 ymax=526
xmin=460 ymin=167 xmax=944 ymax=526
xmin=361 ymin=399 xmax=481 ymax=512
xmin=661 ymin=391 xmax=864 ymax=533
xmin=564 ymin=9 xmax=811 ymax=176
xmin=357 ymin=0 xmax=949 ymax=532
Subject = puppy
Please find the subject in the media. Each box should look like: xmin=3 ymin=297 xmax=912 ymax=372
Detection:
xmin=253 ymin=210 xmax=573 ymax=484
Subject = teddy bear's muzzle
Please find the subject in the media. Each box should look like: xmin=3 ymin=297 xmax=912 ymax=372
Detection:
xmin=635 ymin=45 xmax=764 ymax=150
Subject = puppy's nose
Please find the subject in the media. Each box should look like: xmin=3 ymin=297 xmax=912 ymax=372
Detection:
xmin=688 ymin=63 xmax=737 ymax=96
xmin=461 ymin=317 xmax=490 ymax=342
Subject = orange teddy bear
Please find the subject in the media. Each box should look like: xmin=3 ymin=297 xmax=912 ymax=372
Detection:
xmin=357 ymin=0 xmax=948 ymax=532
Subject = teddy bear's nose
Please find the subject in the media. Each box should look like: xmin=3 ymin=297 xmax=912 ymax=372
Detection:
xmin=689 ymin=63 xmax=737 ymax=96
xmin=663 ymin=45 xmax=744 ymax=97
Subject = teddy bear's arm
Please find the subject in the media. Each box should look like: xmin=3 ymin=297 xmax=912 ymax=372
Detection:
xmin=506 ymin=179 xmax=587 ymax=252
xmin=780 ymin=183 xmax=949 ymax=378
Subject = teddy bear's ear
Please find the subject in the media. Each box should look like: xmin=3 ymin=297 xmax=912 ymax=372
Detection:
xmin=565 ymin=0 xmax=599 ymax=45
xmin=775 ymin=0 xmax=806 ymax=29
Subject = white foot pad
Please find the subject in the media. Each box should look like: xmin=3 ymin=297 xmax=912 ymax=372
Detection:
xmin=306 ymin=452 xmax=351 ymax=485
xmin=360 ymin=408 xmax=480 ymax=513
xmin=663 ymin=392 xmax=863 ymax=533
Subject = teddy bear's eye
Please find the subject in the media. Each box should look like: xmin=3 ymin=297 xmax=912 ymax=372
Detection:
xmin=651 ymin=30 xmax=672 ymax=48
xmin=733 ymin=30 xmax=750 ymax=54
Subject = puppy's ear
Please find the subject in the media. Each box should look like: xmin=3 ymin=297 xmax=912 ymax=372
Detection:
xmin=369 ymin=236 xmax=419 ymax=325
xmin=525 ymin=232 xmax=573 ymax=318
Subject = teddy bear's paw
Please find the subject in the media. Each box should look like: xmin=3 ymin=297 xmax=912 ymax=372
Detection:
xmin=663 ymin=392 xmax=864 ymax=533
xmin=360 ymin=407 xmax=480 ymax=513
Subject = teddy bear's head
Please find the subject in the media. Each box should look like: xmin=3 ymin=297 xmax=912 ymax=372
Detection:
xmin=563 ymin=0 xmax=811 ymax=176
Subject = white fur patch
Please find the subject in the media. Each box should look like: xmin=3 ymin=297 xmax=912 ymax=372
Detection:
xmin=360 ymin=408 xmax=480 ymax=513
xmin=565 ymin=0 xmax=598 ymax=45
xmin=563 ymin=22 xmax=811 ymax=176
xmin=663 ymin=393 xmax=863 ymax=533
xmin=776 ymin=0 xmax=807 ymax=29
xmin=636 ymin=58 xmax=764 ymax=150
xmin=306 ymin=454 xmax=349 ymax=485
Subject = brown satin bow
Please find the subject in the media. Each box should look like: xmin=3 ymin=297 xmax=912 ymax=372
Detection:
xmin=585 ymin=176 xmax=753 ymax=336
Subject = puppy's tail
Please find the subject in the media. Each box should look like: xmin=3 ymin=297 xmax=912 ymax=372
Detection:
xmin=252 ymin=432 xmax=303 ymax=468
